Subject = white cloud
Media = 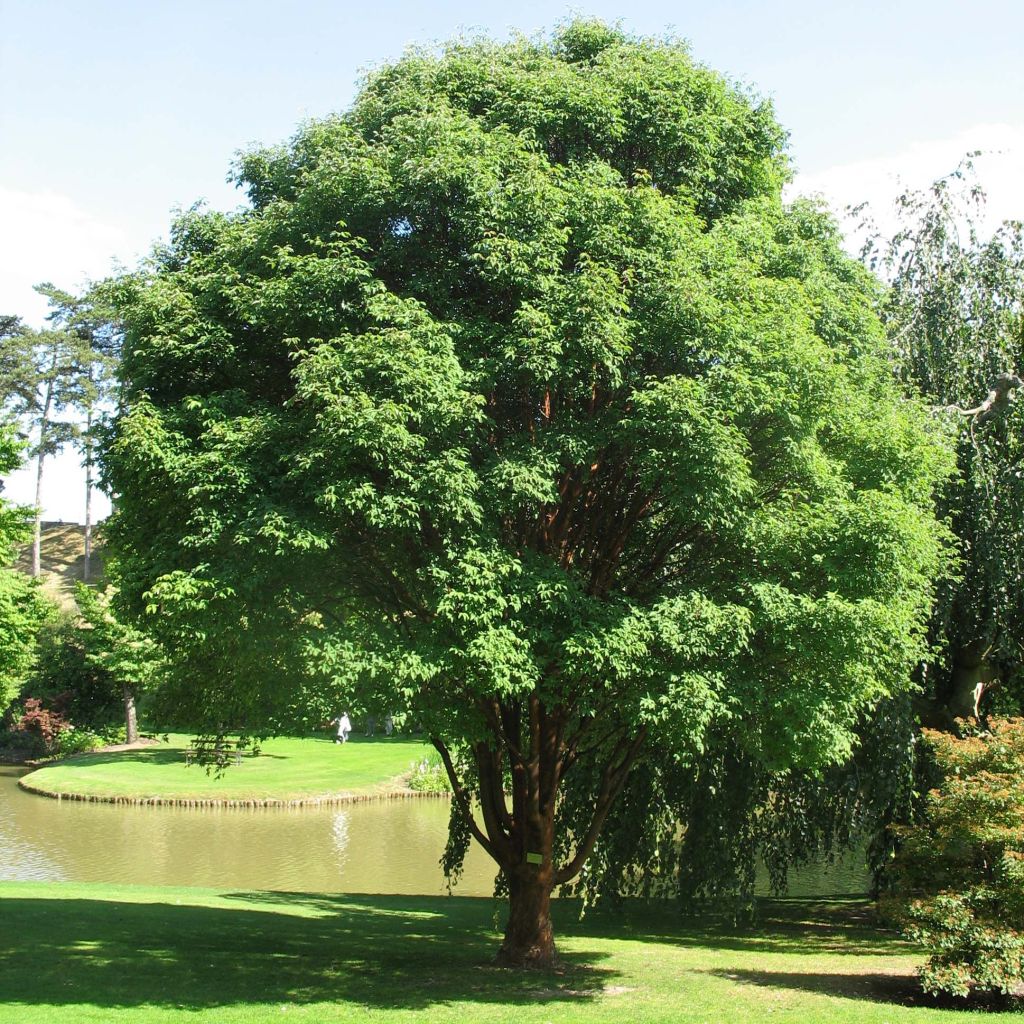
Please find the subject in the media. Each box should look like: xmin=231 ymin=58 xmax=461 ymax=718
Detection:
xmin=788 ymin=123 xmax=1024 ymax=256
xmin=0 ymin=186 xmax=132 ymax=520
xmin=0 ymin=186 xmax=138 ymax=327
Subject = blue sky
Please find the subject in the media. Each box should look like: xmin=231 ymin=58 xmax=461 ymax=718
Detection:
xmin=2 ymin=0 xmax=1023 ymax=518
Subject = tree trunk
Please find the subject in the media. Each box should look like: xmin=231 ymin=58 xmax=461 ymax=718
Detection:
xmin=948 ymin=640 xmax=998 ymax=720
xmin=497 ymin=867 xmax=557 ymax=968
xmin=123 ymin=683 xmax=138 ymax=744
xmin=31 ymin=371 xmax=56 ymax=578
xmin=31 ymin=446 xmax=45 ymax=577
xmin=435 ymin=705 xmax=645 ymax=971
xmin=83 ymin=410 xmax=93 ymax=583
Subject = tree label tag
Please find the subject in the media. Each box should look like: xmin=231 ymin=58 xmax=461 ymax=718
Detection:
xmin=526 ymin=852 xmax=543 ymax=865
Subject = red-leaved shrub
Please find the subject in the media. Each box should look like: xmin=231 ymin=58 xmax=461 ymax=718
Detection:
xmin=886 ymin=718 xmax=1024 ymax=998
xmin=14 ymin=697 xmax=72 ymax=754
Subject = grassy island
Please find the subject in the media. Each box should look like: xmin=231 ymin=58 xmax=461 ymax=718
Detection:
xmin=18 ymin=734 xmax=429 ymax=805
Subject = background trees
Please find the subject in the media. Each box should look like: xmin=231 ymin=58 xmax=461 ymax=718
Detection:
xmin=73 ymin=583 xmax=163 ymax=744
xmin=0 ymin=284 xmax=119 ymax=577
xmin=870 ymin=167 xmax=1024 ymax=726
xmin=0 ymin=420 xmax=45 ymax=716
xmin=35 ymin=284 xmax=121 ymax=582
xmin=102 ymin=22 xmax=952 ymax=965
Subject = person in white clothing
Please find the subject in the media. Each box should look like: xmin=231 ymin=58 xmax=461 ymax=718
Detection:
xmin=333 ymin=713 xmax=352 ymax=744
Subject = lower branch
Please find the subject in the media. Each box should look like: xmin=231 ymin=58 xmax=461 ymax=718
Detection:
xmin=431 ymin=737 xmax=502 ymax=865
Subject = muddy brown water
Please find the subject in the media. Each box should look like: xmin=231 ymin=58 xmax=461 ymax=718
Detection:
xmin=0 ymin=766 xmax=869 ymax=896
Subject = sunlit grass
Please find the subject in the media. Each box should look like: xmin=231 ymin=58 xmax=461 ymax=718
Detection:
xmin=19 ymin=734 xmax=428 ymax=802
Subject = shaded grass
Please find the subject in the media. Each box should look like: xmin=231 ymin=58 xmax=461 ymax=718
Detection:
xmin=0 ymin=884 xmax=1017 ymax=1023
xmin=19 ymin=734 xmax=429 ymax=802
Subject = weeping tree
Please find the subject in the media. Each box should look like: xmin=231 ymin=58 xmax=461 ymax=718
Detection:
xmin=867 ymin=166 xmax=1024 ymax=725
xmin=555 ymin=692 xmax=922 ymax=915
xmin=103 ymin=22 xmax=952 ymax=966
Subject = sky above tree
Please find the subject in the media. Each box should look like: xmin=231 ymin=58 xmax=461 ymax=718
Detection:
xmin=1 ymin=0 xmax=1022 ymax=520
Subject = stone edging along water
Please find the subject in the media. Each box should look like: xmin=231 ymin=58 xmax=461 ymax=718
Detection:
xmin=16 ymin=775 xmax=452 ymax=809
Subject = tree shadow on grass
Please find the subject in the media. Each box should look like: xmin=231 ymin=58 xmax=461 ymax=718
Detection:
xmin=568 ymin=897 xmax=906 ymax=957
xmin=39 ymin=748 xmax=191 ymax=769
xmin=0 ymin=892 xmax=618 ymax=1012
xmin=29 ymin=748 xmax=292 ymax=774
xmin=704 ymin=967 xmax=1022 ymax=1014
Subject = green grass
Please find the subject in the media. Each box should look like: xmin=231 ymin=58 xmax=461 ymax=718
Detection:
xmin=19 ymin=734 xmax=428 ymax=802
xmin=0 ymin=883 xmax=1015 ymax=1023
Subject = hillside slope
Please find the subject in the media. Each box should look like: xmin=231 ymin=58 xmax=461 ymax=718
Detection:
xmin=15 ymin=522 xmax=104 ymax=608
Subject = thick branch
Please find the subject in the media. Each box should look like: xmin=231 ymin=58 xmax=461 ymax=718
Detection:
xmin=473 ymin=741 xmax=514 ymax=860
xmin=944 ymin=372 xmax=1023 ymax=422
xmin=555 ymin=726 xmax=648 ymax=885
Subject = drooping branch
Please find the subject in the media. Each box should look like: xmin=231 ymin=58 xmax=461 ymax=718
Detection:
xmin=431 ymin=737 xmax=502 ymax=865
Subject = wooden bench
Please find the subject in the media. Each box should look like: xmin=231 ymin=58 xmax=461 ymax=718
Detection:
xmin=185 ymin=737 xmax=244 ymax=767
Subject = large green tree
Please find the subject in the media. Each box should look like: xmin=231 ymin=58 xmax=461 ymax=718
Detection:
xmin=104 ymin=23 xmax=951 ymax=965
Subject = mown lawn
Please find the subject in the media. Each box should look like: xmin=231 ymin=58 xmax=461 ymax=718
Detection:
xmin=0 ymin=883 xmax=1016 ymax=1023
xmin=18 ymin=734 xmax=427 ymax=802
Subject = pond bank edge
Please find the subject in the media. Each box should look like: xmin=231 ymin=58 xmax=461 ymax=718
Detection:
xmin=16 ymin=776 xmax=452 ymax=809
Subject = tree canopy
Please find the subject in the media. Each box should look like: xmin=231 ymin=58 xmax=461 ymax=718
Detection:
xmin=104 ymin=22 xmax=952 ymax=964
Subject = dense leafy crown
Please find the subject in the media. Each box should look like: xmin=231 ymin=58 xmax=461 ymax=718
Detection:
xmin=106 ymin=23 xmax=949 ymax=776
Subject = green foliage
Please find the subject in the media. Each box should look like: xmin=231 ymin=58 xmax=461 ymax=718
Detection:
xmin=887 ymin=718 xmax=1024 ymax=997
xmin=102 ymin=22 xmax=953 ymax=944
xmin=557 ymin=695 xmax=919 ymax=915
xmin=614 ymin=165 xmax=1024 ymax=915
xmin=28 ymin=610 xmax=121 ymax=728
xmin=0 ymin=419 xmax=45 ymax=715
xmin=74 ymin=583 xmax=165 ymax=699
xmin=407 ymin=750 xmax=452 ymax=793
xmin=51 ymin=725 xmax=109 ymax=756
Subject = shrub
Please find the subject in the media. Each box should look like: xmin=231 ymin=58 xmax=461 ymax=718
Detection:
xmin=12 ymin=697 xmax=72 ymax=755
xmin=408 ymin=751 xmax=451 ymax=794
xmin=52 ymin=727 xmax=106 ymax=756
xmin=0 ymin=727 xmax=40 ymax=759
xmin=29 ymin=613 xmax=121 ymax=729
xmin=886 ymin=717 xmax=1024 ymax=997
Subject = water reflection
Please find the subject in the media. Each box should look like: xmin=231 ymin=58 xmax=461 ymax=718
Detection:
xmin=0 ymin=767 xmax=495 ymax=893
xmin=0 ymin=766 xmax=869 ymax=896
xmin=331 ymin=810 xmax=350 ymax=869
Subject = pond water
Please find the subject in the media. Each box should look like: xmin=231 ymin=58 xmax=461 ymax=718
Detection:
xmin=0 ymin=766 xmax=869 ymax=896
